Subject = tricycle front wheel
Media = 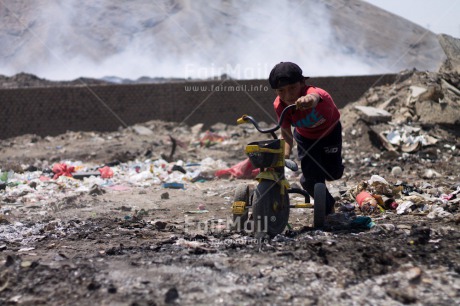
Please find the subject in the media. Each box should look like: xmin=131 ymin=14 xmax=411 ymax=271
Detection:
xmin=252 ymin=180 xmax=290 ymax=238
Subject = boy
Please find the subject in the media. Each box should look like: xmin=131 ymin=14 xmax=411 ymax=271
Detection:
xmin=269 ymin=62 xmax=344 ymax=215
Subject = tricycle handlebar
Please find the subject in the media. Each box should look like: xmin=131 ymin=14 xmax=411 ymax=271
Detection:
xmin=237 ymin=104 xmax=296 ymax=139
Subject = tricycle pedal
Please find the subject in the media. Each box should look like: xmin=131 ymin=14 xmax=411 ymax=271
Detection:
xmin=232 ymin=201 xmax=247 ymax=215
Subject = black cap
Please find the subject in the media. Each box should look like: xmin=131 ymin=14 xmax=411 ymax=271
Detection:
xmin=268 ymin=62 xmax=308 ymax=89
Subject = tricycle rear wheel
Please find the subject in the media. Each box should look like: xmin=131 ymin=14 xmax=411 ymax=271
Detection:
xmin=313 ymin=183 xmax=327 ymax=228
xmin=232 ymin=184 xmax=250 ymax=232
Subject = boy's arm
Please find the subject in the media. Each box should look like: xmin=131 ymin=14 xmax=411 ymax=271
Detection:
xmin=281 ymin=127 xmax=294 ymax=159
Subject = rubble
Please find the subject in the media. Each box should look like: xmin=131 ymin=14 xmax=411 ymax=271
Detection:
xmin=438 ymin=34 xmax=460 ymax=74
xmin=354 ymin=106 xmax=392 ymax=124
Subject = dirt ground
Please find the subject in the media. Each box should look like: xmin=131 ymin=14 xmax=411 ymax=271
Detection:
xmin=0 ymin=70 xmax=459 ymax=305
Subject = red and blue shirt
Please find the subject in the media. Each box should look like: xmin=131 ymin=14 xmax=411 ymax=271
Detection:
xmin=274 ymin=86 xmax=340 ymax=139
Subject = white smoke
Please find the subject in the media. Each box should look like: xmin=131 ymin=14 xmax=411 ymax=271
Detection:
xmin=0 ymin=0 xmax=413 ymax=81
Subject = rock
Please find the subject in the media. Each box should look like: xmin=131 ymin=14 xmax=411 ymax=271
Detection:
xmin=378 ymin=223 xmax=396 ymax=232
xmin=161 ymin=192 xmax=170 ymax=199
xmin=415 ymin=100 xmax=460 ymax=124
xmin=410 ymin=85 xmax=427 ymax=98
xmin=87 ymin=282 xmax=101 ymax=291
xmin=132 ymin=125 xmax=154 ymax=136
xmin=422 ymin=169 xmax=442 ymax=179
xmin=391 ymin=166 xmax=403 ymax=177
xmin=165 ymin=287 xmax=179 ymax=304
xmin=405 ymin=267 xmax=422 ymax=282
xmin=354 ymin=106 xmax=392 ymax=124
xmin=107 ymin=285 xmax=117 ymax=294
xmin=28 ymin=181 xmax=37 ymax=189
xmin=386 ymin=287 xmax=417 ymax=304
xmin=191 ymin=123 xmax=204 ymax=137
xmin=377 ymin=97 xmax=398 ymax=110
xmin=438 ymin=34 xmax=460 ymax=74
xmin=409 ymin=225 xmax=431 ymax=245
xmin=366 ymin=93 xmax=380 ymax=103
xmin=89 ymin=185 xmax=105 ymax=196
xmin=418 ymin=85 xmax=444 ymax=102
xmin=441 ymin=79 xmax=460 ymax=96
xmin=153 ymin=220 xmax=167 ymax=230
xmin=20 ymin=261 xmax=32 ymax=268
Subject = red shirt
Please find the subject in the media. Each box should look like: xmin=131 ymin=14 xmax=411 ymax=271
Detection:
xmin=274 ymin=86 xmax=340 ymax=139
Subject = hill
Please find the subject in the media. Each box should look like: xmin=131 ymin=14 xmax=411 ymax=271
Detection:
xmin=0 ymin=0 xmax=449 ymax=81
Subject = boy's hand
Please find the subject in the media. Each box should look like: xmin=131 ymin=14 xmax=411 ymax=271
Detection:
xmin=295 ymin=94 xmax=320 ymax=110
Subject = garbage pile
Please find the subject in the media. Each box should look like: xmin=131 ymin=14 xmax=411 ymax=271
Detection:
xmin=333 ymin=70 xmax=460 ymax=226
xmin=340 ymin=70 xmax=459 ymax=182
xmin=341 ymin=174 xmax=459 ymax=219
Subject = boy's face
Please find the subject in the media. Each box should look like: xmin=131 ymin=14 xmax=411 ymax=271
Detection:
xmin=275 ymin=81 xmax=304 ymax=105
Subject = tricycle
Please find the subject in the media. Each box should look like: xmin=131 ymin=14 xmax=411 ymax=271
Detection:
xmin=232 ymin=104 xmax=326 ymax=237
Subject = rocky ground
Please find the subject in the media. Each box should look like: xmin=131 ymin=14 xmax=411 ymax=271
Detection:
xmin=0 ymin=70 xmax=459 ymax=305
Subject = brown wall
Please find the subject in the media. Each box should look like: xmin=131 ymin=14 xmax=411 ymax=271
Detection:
xmin=0 ymin=74 xmax=396 ymax=139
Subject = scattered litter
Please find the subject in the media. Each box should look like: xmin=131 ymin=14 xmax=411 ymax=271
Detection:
xmin=324 ymin=213 xmax=375 ymax=230
xmin=18 ymin=247 xmax=35 ymax=252
xmin=0 ymin=157 xmax=234 ymax=208
xmin=427 ymin=206 xmax=452 ymax=219
xmin=198 ymin=131 xmax=226 ymax=147
xmin=355 ymin=191 xmax=382 ymax=214
xmin=397 ymin=201 xmax=416 ymax=215
xmin=163 ymin=182 xmax=185 ymax=189
xmin=185 ymin=210 xmax=209 ymax=214
xmin=175 ymin=238 xmax=205 ymax=248
xmin=382 ymin=125 xmax=439 ymax=153
xmin=73 ymin=171 xmax=101 ymax=180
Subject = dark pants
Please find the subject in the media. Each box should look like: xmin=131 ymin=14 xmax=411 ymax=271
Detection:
xmin=294 ymin=122 xmax=344 ymax=215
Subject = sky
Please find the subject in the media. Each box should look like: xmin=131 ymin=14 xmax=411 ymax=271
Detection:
xmin=364 ymin=0 xmax=460 ymax=38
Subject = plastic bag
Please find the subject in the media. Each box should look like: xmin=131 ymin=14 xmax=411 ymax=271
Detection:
xmin=98 ymin=166 xmax=114 ymax=179
xmin=52 ymin=163 xmax=75 ymax=180
xmin=215 ymin=158 xmax=260 ymax=179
